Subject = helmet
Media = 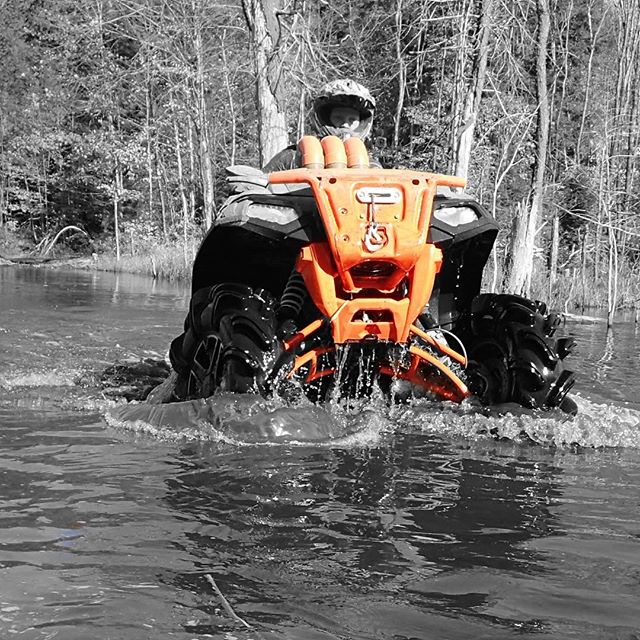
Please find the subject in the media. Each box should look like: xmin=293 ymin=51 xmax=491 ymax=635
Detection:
xmin=309 ymin=79 xmax=376 ymax=140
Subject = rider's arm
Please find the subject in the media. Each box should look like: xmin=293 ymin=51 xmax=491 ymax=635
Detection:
xmin=262 ymin=145 xmax=299 ymax=172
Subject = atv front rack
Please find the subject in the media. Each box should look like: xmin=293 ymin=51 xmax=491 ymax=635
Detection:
xmin=281 ymin=317 xmax=470 ymax=403
xmin=269 ymin=136 xmax=466 ymax=344
xmin=269 ymin=136 xmax=470 ymax=403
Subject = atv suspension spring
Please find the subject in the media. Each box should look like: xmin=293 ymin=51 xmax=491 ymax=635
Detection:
xmin=278 ymin=270 xmax=308 ymax=321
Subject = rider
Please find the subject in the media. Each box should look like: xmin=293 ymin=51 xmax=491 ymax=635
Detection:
xmin=263 ymin=78 xmax=378 ymax=172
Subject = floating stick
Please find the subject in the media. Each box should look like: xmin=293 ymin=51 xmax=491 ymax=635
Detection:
xmin=205 ymin=574 xmax=267 ymax=640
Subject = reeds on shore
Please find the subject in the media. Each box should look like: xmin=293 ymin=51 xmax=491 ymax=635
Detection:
xmin=90 ymin=237 xmax=640 ymax=320
xmin=93 ymin=240 xmax=198 ymax=281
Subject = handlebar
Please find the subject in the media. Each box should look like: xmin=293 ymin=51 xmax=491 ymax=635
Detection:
xmin=268 ymin=167 xmax=467 ymax=190
xmin=268 ymin=136 xmax=466 ymax=189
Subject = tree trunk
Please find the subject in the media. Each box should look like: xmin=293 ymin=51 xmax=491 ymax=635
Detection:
xmin=616 ymin=2 xmax=640 ymax=216
xmin=0 ymin=112 xmax=4 ymax=228
xmin=193 ymin=0 xmax=215 ymax=228
xmin=449 ymin=0 xmax=473 ymax=174
xmin=576 ymin=2 xmax=607 ymax=163
xmin=504 ymin=199 xmax=529 ymax=292
xmin=174 ymin=121 xmax=189 ymax=224
xmin=187 ymin=117 xmax=197 ymax=223
xmin=507 ymin=0 xmax=550 ymax=296
xmin=242 ymin=0 xmax=289 ymax=166
xmin=580 ymin=230 xmax=587 ymax=311
xmin=174 ymin=119 xmax=190 ymax=267
xmin=219 ymin=31 xmax=237 ymax=165
xmin=393 ymin=0 xmax=407 ymax=149
xmin=549 ymin=213 xmax=559 ymax=297
xmin=548 ymin=0 xmax=573 ymax=174
xmin=454 ymin=0 xmax=492 ymax=179
xmin=145 ymin=66 xmax=155 ymax=219
xmin=156 ymin=155 xmax=168 ymax=240
xmin=114 ymin=158 xmax=122 ymax=262
xmin=607 ymin=227 xmax=618 ymax=327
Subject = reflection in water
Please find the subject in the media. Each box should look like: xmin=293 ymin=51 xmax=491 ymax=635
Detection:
xmin=1 ymin=266 xmax=640 ymax=639
xmin=160 ymin=432 xmax=562 ymax=635
xmin=595 ymin=327 xmax=615 ymax=383
xmin=572 ymin=317 xmax=640 ymax=406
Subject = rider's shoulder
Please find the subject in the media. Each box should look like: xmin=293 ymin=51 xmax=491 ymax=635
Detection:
xmin=262 ymin=145 xmax=299 ymax=173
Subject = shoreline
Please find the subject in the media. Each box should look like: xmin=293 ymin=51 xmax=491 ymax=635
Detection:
xmin=0 ymin=246 xmax=193 ymax=281
xmin=3 ymin=254 xmax=638 ymax=324
xmin=1 ymin=254 xmax=93 ymax=266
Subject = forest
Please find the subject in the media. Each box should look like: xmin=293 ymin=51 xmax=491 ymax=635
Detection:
xmin=1 ymin=0 xmax=639 ymax=320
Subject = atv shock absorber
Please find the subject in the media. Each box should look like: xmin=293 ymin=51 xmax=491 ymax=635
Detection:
xmin=277 ymin=270 xmax=308 ymax=337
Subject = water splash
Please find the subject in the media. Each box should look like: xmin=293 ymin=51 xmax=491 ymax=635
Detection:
xmin=5 ymin=358 xmax=638 ymax=449
xmin=394 ymin=394 xmax=640 ymax=448
xmin=105 ymin=392 xmax=393 ymax=447
xmin=0 ymin=368 xmax=80 ymax=390
xmin=105 ymin=389 xmax=640 ymax=449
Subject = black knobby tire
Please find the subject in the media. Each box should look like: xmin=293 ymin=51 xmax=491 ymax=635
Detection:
xmin=454 ymin=293 xmax=576 ymax=411
xmin=170 ymin=283 xmax=279 ymax=398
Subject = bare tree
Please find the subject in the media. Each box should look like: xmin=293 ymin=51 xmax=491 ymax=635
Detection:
xmin=242 ymin=0 xmax=289 ymax=166
xmin=507 ymin=0 xmax=550 ymax=296
xmin=454 ymin=0 xmax=493 ymax=179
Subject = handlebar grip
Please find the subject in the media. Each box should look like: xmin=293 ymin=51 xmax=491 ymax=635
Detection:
xmin=268 ymin=169 xmax=311 ymax=184
xmin=436 ymin=175 xmax=467 ymax=189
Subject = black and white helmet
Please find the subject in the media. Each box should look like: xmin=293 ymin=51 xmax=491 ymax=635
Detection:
xmin=309 ymin=79 xmax=376 ymax=140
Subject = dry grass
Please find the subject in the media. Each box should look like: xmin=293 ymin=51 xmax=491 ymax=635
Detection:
xmin=90 ymin=237 xmax=640 ymax=315
xmin=94 ymin=240 xmax=198 ymax=281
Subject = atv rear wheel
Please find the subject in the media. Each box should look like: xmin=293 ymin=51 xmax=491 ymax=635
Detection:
xmin=169 ymin=283 xmax=280 ymax=399
xmin=455 ymin=293 xmax=576 ymax=412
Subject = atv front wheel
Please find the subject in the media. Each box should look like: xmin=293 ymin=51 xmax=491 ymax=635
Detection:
xmin=455 ymin=294 xmax=576 ymax=412
xmin=169 ymin=283 xmax=280 ymax=399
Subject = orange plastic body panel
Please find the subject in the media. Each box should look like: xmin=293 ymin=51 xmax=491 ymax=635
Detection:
xmin=269 ymin=148 xmax=465 ymax=345
xmin=410 ymin=324 xmax=467 ymax=366
xmin=286 ymin=333 xmax=470 ymax=401
xmin=379 ymin=346 xmax=470 ymax=402
xmin=295 ymin=242 xmax=443 ymax=343
xmin=270 ymin=136 xmax=470 ymax=402
xmin=271 ymin=167 xmax=449 ymax=288
xmin=282 ymin=318 xmax=325 ymax=352
xmin=289 ymin=347 xmax=336 ymax=384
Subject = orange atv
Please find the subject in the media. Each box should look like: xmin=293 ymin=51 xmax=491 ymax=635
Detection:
xmin=165 ymin=136 xmax=576 ymax=412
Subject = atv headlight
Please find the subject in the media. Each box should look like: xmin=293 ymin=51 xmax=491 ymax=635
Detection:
xmin=432 ymin=206 xmax=478 ymax=227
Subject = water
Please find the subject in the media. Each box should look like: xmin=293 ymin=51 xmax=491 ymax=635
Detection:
xmin=1 ymin=266 xmax=640 ymax=639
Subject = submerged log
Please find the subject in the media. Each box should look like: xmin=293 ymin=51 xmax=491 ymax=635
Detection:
xmin=562 ymin=312 xmax=607 ymax=323
xmin=0 ymin=255 xmax=54 ymax=264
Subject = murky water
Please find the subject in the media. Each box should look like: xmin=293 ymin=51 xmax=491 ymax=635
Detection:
xmin=1 ymin=266 xmax=640 ymax=639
